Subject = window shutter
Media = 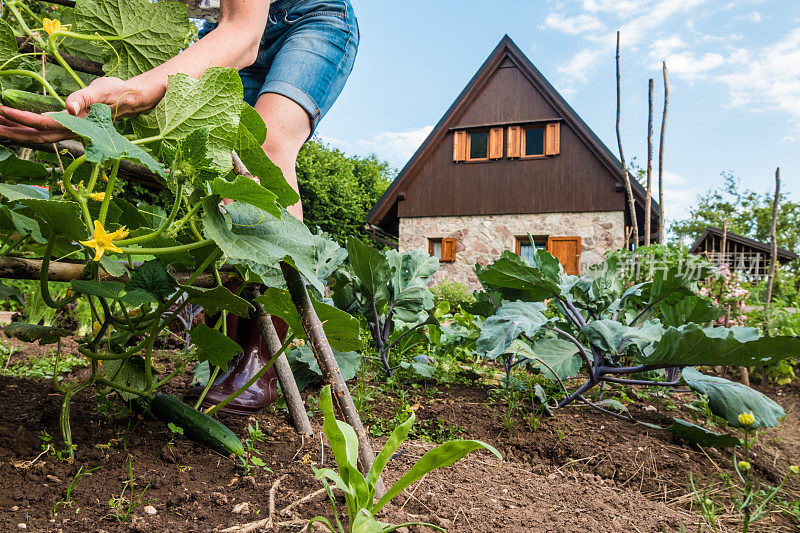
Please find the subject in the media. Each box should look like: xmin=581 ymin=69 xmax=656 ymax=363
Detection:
xmin=489 ymin=127 xmax=504 ymax=159
xmin=441 ymin=238 xmax=457 ymax=262
xmin=507 ymin=126 xmax=522 ymax=158
xmin=453 ymin=131 xmax=467 ymax=162
xmin=545 ymin=123 xmax=561 ymax=155
xmin=547 ymin=236 xmax=581 ymax=275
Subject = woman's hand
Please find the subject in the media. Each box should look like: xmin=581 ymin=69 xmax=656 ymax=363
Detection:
xmin=0 ymin=74 xmax=165 ymax=144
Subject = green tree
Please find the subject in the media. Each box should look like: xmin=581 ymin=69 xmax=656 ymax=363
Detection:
xmin=296 ymin=140 xmax=393 ymax=246
xmin=671 ymin=172 xmax=800 ymax=258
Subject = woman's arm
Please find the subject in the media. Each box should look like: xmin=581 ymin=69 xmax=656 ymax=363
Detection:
xmin=0 ymin=0 xmax=271 ymax=143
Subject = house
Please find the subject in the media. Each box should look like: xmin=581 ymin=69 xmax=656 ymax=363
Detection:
xmin=690 ymin=226 xmax=798 ymax=280
xmin=366 ymin=36 xmax=659 ymax=287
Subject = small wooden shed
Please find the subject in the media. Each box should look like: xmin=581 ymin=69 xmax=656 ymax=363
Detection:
xmin=690 ymin=226 xmax=798 ymax=280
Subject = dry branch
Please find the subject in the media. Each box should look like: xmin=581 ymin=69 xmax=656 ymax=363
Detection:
xmin=645 ymin=78 xmax=654 ymax=246
xmin=15 ymin=36 xmax=104 ymax=77
xmin=657 ymin=61 xmax=669 ymax=244
xmin=765 ymin=167 xmax=781 ymax=308
xmin=616 ymin=31 xmax=639 ymax=248
xmin=0 ymin=255 xmax=227 ymax=287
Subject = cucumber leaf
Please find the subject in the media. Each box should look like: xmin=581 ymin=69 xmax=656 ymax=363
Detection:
xmin=137 ymin=68 xmax=243 ymax=173
xmin=189 ymin=323 xmax=241 ymax=371
xmin=209 ymin=175 xmax=280 ymax=218
xmin=202 ymin=199 xmax=322 ymax=294
xmin=234 ymin=104 xmax=299 ymax=207
xmin=682 ymin=367 xmax=785 ymax=428
xmin=127 ymin=260 xmax=178 ymax=301
xmin=182 ymin=285 xmax=252 ymax=318
xmin=0 ymin=146 xmax=48 ymax=180
xmin=254 ymin=287 xmax=360 ymax=351
xmin=5 ymin=322 xmax=67 ymax=345
xmin=75 ymin=0 xmax=191 ymax=79
xmin=52 ymin=104 xmax=166 ymax=176
xmin=103 ymin=356 xmax=151 ymax=401
xmin=287 ymin=344 xmax=361 ymax=391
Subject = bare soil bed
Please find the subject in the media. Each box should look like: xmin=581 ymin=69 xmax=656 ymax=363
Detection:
xmin=0 ymin=339 xmax=797 ymax=532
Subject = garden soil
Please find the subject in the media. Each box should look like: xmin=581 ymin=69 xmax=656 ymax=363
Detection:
xmin=0 ymin=338 xmax=797 ymax=532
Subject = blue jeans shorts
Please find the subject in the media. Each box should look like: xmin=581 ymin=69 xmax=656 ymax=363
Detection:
xmin=199 ymin=0 xmax=359 ymax=133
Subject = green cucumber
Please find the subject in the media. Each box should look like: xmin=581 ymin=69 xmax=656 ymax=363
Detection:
xmin=149 ymin=393 xmax=244 ymax=457
xmin=2 ymin=89 xmax=65 ymax=113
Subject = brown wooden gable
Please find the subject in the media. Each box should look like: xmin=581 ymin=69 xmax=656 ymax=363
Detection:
xmin=367 ymin=35 xmax=659 ymax=234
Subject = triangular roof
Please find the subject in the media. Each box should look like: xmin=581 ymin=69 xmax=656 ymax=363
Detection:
xmin=367 ymin=35 xmax=658 ymax=227
xmin=690 ymin=226 xmax=798 ymax=262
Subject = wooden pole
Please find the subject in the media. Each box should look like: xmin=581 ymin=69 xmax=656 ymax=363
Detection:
xmin=0 ymin=255 xmax=226 ymax=287
xmin=247 ymin=287 xmax=313 ymax=437
xmin=765 ymin=167 xmax=781 ymax=308
xmin=658 ymin=61 xmax=669 ymax=245
xmin=280 ymin=262 xmax=384 ymax=496
xmin=644 ymin=78 xmax=654 ymax=247
xmin=616 ymin=31 xmax=639 ymax=249
xmin=721 ymin=219 xmax=728 ymax=267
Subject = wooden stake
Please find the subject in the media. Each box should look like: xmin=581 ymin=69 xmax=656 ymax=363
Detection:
xmin=644 ymin=78 xmax=654 ymax=247
xmin=765 ymin=167 xmax=781 ymax=313
xmin=616 ymin=31 xmax=639 ymax=249
xmin=658 ymin=62 xmax=669 ymax=245
xmin=721 ymin=219 xmax=729 ymax=268
xmin=280 ymin=262 xmax=384 ymax=497
xmin=248 ymin=287 xmax=313 ymax=437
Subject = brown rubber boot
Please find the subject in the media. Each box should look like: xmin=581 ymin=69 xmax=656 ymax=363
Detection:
xmin=184 ymin=314 xmax=288 ymax=416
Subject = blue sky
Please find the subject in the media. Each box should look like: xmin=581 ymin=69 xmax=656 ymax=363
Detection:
xmin=316 ymin=0 xmax=800 ymax=226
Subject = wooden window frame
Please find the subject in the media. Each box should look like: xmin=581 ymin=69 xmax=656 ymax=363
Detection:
xmin=428 ymin=237 xmax=456 ymax=262
xmin=465 ymin=129 xmax=491 ymax=162
xmin=515 ymin=235 xmax=549 ymax=255
xmin=520 ymin=125 xmax=546 ymax=159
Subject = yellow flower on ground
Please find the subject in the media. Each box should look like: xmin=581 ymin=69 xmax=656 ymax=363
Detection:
xmin=42 ymin=18 xmax=63 ymax=36
xmin=790 ymin=465 xmax=799 ymax=475
xmin=88 ymin=192 xmax=106 ymax=202
xmin=79 ymin=220 xmax=129 ymax=261
xmin=738 ymin=412 xmax=755 ymax=427
xmin=738 ymin=460 xmax=751 ymax=472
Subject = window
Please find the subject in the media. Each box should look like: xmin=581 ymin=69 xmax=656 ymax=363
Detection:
xmin=467 ymin=130 xmax=489 ymax=161
xmin=429 ymin=238 xmax=456 ymax=262
xmin=515 ymin=236 xmax=548 ymax=266
xmin=523 ymin=126 xmax=545 ymax=157
xmin=516 ymin=235 xmax=581 ymax=275
xmin=508 ymin=122 xmax=561 ymax=158
xmin=453 ymin=128 xmax=503 ymax=162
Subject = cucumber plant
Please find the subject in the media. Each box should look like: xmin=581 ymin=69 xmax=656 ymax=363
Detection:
xmin=473 ymin=239 xmax=800 ymax=445
xmin=0 ymin=0 xmax=358 ymax=457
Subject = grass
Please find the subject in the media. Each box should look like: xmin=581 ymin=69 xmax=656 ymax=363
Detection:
xmin=0 ymin=342 xmax=86 ymax=381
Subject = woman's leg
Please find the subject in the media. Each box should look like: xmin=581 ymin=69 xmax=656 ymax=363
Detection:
xmin=253 ymin=92 xmax=311 ymax=220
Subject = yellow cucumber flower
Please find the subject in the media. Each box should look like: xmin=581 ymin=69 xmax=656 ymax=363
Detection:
xmin=42 ymin=18 xmax=63 ymax=36
xmin=88 ymin=192 xmax=106 ymax=202
xmin=738 ymin=412 xmax=755 ymax=427
xmin=80 ymin=220 xmax=129 ymax=261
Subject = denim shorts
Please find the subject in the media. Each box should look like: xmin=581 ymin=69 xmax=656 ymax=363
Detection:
xmin=199 ymin=0 xmax=359 ymax=133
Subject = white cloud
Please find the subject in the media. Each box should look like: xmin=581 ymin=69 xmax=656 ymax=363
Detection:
xmin=746 ymin=10 xmax=763 ymax=22
xmin=655 ymin=51 xmax=727 ymax=81
xmin=323 ymin=126 xmax=434 ymax=169
xmin=557 ymin=48 xmax=603 ymax=83
xmin=661 ymin=171 xmax=698 ymax=221
xmin=650 ymin=36 xmax=687 ymax=58
xmin=716 ymin=28 xmax=800 ymax=127
xmin=540 ymin=12 xmax=604 ymax=34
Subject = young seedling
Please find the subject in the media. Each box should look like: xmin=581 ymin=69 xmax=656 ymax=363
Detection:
xmin=107 ymin=455 xmax=152 ymax=523
xmin=307 ymin=385 xmax=502 ymax=532
xmin=54 ymin=465 xmax=101 ymax=514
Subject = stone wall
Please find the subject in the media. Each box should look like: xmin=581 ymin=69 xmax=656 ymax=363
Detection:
xmin=398 ymin=212 xmax=625 ymax=288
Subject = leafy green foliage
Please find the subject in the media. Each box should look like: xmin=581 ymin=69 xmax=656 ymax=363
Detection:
xmin=666 ymin=419 xmax=739 ymax=448
xmin=75 ymin=0 xmax=191 ymax=79
xmin=477 ymin=301 xmax=549 ymax=359
xmin=287 ymin=344 xmax=361 ymax=391
xmin=296 ymin=141 xmax=391 ymax=246
xmin=53 ymin=104 xmax=165 ymax=175
xmin=682 ymin=367 xmax=785 ymax=428
xmin=308 ymin=385 xmax=501 ymax=533
xmin=5 ymin=322 xmax=67 ymax=345
xmin=189 ymin=324 xmax=241 ymax=372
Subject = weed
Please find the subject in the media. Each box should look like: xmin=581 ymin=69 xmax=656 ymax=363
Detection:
xmin=106 ymin=456 xmax=152 ymax=523
xmin=688 ymin=473 xmax=721 ymax=532
xmin=246 ymin=421 xmax=267 ymax=442
xmin=238 ymin=436 xmax=271 ymax=477
xmin=54 ymin=465 xmax=101 ymax=514
xmin=0 ymin=345 xmax=86 ymax=381
xmin=39 ymin=430 xmax=76 ymax=462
